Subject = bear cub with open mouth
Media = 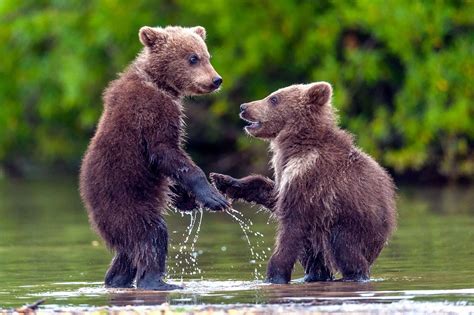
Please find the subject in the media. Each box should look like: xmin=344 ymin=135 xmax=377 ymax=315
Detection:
xmin=211 ymin=82 xmax=396 ymax=283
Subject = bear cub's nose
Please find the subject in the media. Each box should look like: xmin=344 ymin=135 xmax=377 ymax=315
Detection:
xmin=212 ymin=76 xmax=223 ymax=88
xmin=240 ymin=104 xmax=247 ymax=112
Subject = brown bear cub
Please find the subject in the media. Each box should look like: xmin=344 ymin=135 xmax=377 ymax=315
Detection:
xmin=211 ymin=82 xmax=396 ymax=284
xmin=79 ymin=26 xmax=229 ymax=290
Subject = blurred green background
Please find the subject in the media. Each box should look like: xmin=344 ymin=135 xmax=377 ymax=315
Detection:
xmin=0 ymin=0 xmax=473 ymax=182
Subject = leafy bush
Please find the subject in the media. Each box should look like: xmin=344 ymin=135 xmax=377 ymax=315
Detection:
xmin=0 ymin=0 xmax=473 ymax=181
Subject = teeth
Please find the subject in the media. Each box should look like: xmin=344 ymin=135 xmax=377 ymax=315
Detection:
xmin=239 ymin=113 xmax=261 ymax=129
xmin=246 ymin=121 xmax=261 ymax=129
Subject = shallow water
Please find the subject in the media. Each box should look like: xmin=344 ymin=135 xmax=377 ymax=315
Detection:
xmin=0 ymin=177 xmax=473 ymax=309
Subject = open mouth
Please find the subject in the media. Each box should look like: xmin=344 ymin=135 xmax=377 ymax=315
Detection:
xmin=240 ymin=113 xmax=262 ymax=131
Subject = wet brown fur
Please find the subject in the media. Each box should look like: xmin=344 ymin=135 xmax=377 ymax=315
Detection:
xmin=211 ymin=82 xmax=396 ymax=283
xmin=79 ymin=26 xmax=228 ymax=290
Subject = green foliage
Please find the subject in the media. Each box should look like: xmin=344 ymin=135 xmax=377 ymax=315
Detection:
xmin=0 ymin=0 xmax=473 ymax=180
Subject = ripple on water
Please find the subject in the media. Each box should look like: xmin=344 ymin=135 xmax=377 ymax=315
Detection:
xmin=26 ymin=280 xmax=263 ymax=302
xmin=2 ymin=182 xmax=474 ymax=310
xmin=27 ymin=280 xmax=474 ymax=304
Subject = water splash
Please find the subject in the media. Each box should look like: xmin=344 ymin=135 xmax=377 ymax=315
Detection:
xmin=169 ymin=208 xmax=204 ymax=282
xmin=225 ymin=208 xmax=267 ymax=280
xmin=188 ymin=208 xmax=204 ymax=277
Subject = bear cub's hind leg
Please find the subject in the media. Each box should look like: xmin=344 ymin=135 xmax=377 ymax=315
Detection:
xmin=134 ymin=217 xmax=181 ymax=290
xmin=266 ymin=222 xmax=304 ymax=284
xmin=300 ymin=249 xmax=333 ymax=282
xmin=331 ymin=228 xmax=370 ymax=282
xmin=105 ymin=252 xmax=137 ymax=288
xmin=136 ymin=265 xmax=181 ymax=291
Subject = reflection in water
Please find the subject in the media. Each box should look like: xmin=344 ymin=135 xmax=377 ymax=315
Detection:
xmin=108 ymin=289 xmax=170 ymax=306
xmin=0 ymin=178 xmax=473 ymax=308
xmin=261 ymin=281 xmax=396 ymax=304
xmin=26 ymin=279 xmax=474 ymax=307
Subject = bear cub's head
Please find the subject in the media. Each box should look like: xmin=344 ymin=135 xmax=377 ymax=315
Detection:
xmin=138 ymin=25 xmax=222 ymax=95
xmin=240 ymin=82 xmax=334 ymax=139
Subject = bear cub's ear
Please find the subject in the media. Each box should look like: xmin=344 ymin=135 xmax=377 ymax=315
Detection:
xmin=192 ymin=26 xmax=206 ymax=40
xmin=139 ymin=26 xmax=167 ymax=47
xmin=306 ymin=82 xmax=332 ymax=106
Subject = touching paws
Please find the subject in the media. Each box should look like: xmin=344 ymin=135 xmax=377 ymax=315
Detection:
xmin=194 ymin=184 xmax=230 ymax=211
xmin=210 ymin=173 xmax=242 ymax=199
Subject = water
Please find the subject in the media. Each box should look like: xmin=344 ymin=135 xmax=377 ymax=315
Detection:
xmin=0 ymin=177 xmax=473 ymax=311
xmin=224 ymin=207 xmax=267 ymax=280
xmin=170 ymin=208 xmax=204 ymax=280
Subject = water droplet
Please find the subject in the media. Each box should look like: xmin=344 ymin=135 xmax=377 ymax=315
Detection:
xmin=172 ymin=208 xmax=204 ymax=279
xmin=224 ymin=208 xmax=267 ymax=280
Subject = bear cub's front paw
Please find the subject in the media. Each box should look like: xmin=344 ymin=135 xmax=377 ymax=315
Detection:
xmin=210 ymin=173 xmax=241 ymax=198
xmin=194 ymin=184 xmax=229 ymax=211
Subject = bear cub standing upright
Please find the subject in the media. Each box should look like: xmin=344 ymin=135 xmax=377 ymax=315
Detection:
xmin=211 ymin=82 xmax=396 ymax=283
xmin=80 ymin=25 xmax=229 ymax=290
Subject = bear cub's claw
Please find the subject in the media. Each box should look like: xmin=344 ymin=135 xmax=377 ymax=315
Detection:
xmin=210 ymin=173 xmax=240 ymax=193
xmin=194 ymin=184 xmax=229 ymax=211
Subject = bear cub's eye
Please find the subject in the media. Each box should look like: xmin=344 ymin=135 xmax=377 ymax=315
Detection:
xmin=188 ymin=53 xmax=199 ymax=65
xmin=269 ymin=95 xmax=279 ymax=106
